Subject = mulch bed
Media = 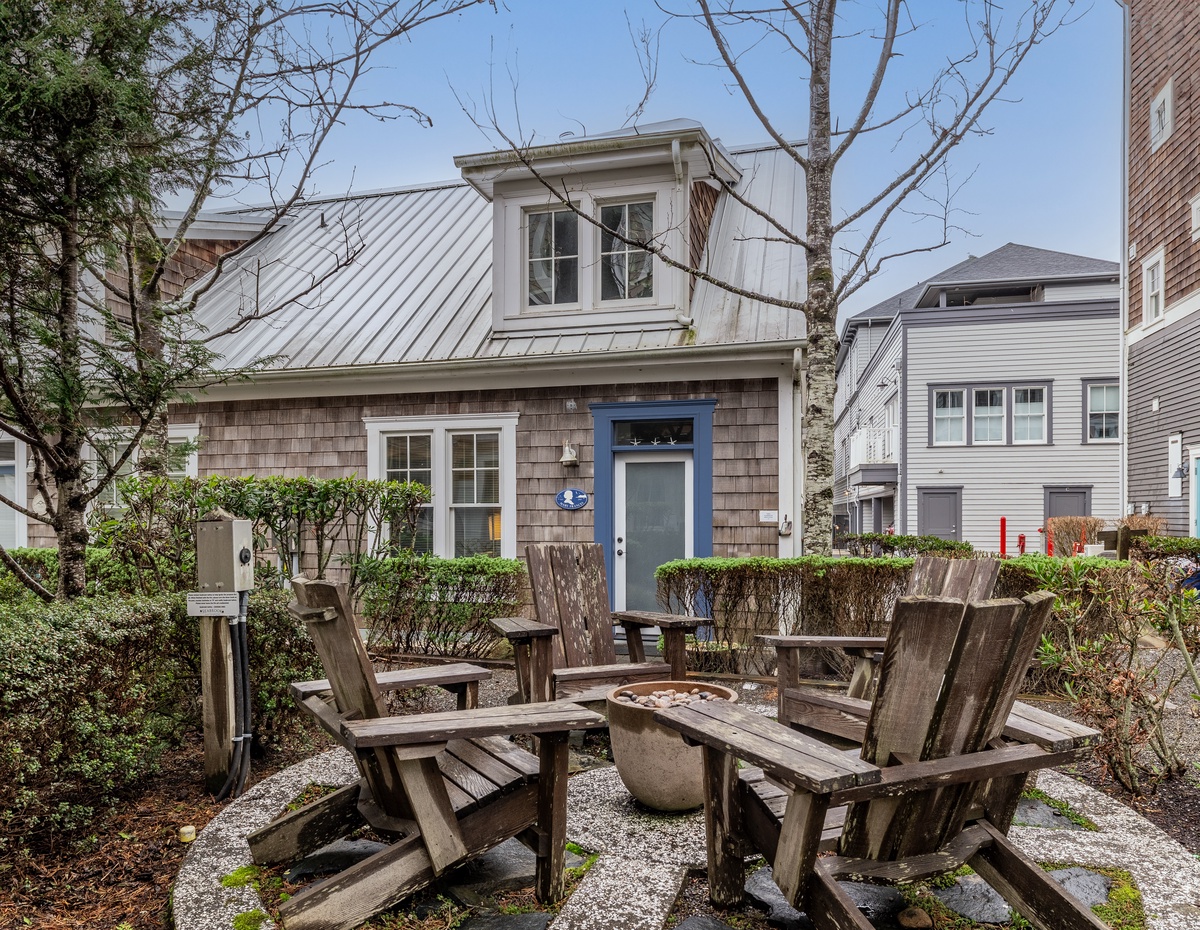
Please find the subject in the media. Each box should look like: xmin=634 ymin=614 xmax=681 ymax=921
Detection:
xmin=0 ymin=733 xmax=317 ymax=930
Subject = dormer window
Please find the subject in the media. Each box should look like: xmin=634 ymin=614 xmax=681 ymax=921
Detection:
xmin=600 ymin=201 xmax=654 ymax=300
xmin=528 ymin=209 xmax=578 ymax=306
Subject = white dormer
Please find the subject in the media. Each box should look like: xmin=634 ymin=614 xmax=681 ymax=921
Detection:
xmin=455 ymin=120 xmax=741 ymax=335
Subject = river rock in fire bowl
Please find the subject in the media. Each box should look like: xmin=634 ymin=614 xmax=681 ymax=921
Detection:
xmin=605 ymin=680 xmax=738 ymax=812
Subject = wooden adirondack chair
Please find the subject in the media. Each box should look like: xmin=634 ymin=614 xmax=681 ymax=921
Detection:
xmin=656 ymin=593 xmax=1106 ymax=930
xmin=247 ymin=578 xmax=606 ymax=930
xmin=761 ymin=555 xmax=1001 ymax=722
xmin=494 ymin=543 xmax=706 ymax=703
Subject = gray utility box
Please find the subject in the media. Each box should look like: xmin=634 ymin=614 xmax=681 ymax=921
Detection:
xmin=197 ymin=518 xmax=255 ymax=592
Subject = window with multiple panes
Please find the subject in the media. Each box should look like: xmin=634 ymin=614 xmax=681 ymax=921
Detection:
xmin=600 ymin=201 xmax=654 ymax=300
xmin=972 ymin=389 xmax=1005 ymax=443
xmin=366 ymin=415 xmax=517 ymax=559
xmin=1013 ymin=387 xmax=1046 ymax=443
xmin=1151 ymin=79 xmax=1174 ymax=151
xmin=0 ymin=439 xmax=18 ymax=548
xmin=385 ymin=434 xmax=434 ymax=552
xmin=92 ymin=426 xmax=199 ymax=513
xmin=1142 ymin=250 xmax=1165 ymax=324
xmin=933 ymin=390 xmax=965 ymax=444
xmin=1087 ymin=384 xmax=1119 ymax=441
xmin=527 ymin=210 xmax=579 ymax=306
xmin=450 ymin=432 xmax=501 ymax=557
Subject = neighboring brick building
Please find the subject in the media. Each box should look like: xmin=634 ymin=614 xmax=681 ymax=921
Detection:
xmin=1124 ymin=1 xmax=1200 ymax=533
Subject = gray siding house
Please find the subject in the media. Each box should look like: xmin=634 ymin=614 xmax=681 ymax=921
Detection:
xmin=834 ymin=243 xmax=1121 ymax=553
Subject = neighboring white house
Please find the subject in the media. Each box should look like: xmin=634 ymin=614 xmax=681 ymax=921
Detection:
xmin=834 ymin=243 xmax=1121 ymax=553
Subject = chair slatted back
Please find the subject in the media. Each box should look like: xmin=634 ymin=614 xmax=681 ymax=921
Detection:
xmin=291 ymin=577 xmax=410 ymax=821
xmin=526 ymin=544 xmax=618 ymax=670
xmin=840 ymin=591 xmax=1050 ymax=861
xmin=907 ymin=556 xmax=1000 ymax=601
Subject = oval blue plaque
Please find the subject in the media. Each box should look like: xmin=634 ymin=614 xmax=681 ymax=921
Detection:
xmin=555 ymin=488 xmax=589 ymax=511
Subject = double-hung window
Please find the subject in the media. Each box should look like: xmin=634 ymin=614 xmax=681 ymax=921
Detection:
xmin=972 ymin=389 xmax=1005 ymax=444
xmin=366 ymin=414 xmax=517 ymax=559
xmin=1142 ymin=248 xmax=1165 ymax=325
xmin=599 ymin=201 xmax=654 ymax=301
xmin=1013 ymin=387 xmax=1047 ymax=443
xmin=933 ymin=390 xmax=965 ymax=444
xmin=91 ymin=423 xmax=200 ymax=513
xmin=527 ymin=209 xmax=579 ymax=306
xmin=1086 ymin=383 xmax=1119 ymax=441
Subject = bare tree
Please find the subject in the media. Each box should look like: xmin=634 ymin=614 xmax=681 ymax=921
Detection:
xmin=0 ymin=0 xmax=493 ymax=599
xmin=481 ymin=0 xmax=1075 ymax=554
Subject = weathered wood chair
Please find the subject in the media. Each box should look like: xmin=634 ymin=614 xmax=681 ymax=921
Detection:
xmin=494 ymin=543 xmax=706 ymax=703
xmin=656 ymin=593 xmax=1106 ymax=930
xmin=248 ymin=578 xmax=606 ymax=930
xmin=762 ymin=555 xmax=1001 ymax=720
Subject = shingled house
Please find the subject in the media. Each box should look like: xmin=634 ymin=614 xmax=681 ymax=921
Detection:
xmin=19 ymin=120 xmax=807 ymax=609
xmin=834 ymin=243 xmax=1121 ymax=551
xmin=1122 ymin=0 xmax=1200 ymax=535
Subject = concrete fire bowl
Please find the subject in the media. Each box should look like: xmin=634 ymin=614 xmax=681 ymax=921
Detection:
xmin=605 ymin=680 xmax=738 ymax=812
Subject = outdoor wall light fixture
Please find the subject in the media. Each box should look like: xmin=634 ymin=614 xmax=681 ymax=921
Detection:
xmin=1172 ymin=464 xmax=1188 ymax=479
xmin=560 ymin=439 xmax=579 ymax=467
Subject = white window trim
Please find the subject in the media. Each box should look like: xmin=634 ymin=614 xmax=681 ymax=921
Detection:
xmin=1012 ymin=386 xmax=1048 ymax=445
xmin=364 ymin=413 xmax=519 ymax=559
xmin=1141 ymin=246 xmax=1166 ymax=328
xmin=1084 ymin=382 xmax=1120 ymax=444
xmin=1190 ymin=191 xmax=1200 ymax=243
xmin=1151 ymin=78 xmax=1174 ymax=152
xmin=492 ymin=173 xmax=686 ymax=334
xmin=932 ymin=389 xmax=967 ymax=446
xmin=84 ymin=422 xmax=201 ymax=512
xmin=0 ymin=436 xmax=27 ymax=548
xmin=971 ymin=387 xmax=1006 ymax=445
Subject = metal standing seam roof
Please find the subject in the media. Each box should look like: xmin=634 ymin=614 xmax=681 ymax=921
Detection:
xmin=190 ymin=145 xmax=807 ymax=373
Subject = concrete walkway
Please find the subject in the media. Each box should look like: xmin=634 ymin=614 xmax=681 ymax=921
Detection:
xmin=174 ymin=751 xmax=1200 ymax=930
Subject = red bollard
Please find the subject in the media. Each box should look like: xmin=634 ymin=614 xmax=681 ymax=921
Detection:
xmin=1000 ymin=517 xmax=1007 ymax=557
xmin=1018 ymin=533 xmax=1026 ymax=555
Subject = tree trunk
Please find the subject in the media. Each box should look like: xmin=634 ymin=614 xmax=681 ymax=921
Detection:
xmin=801 ymin=2 xmax=838 ymax=557
xmin=55 ymin=176 xmax=89 ymax=599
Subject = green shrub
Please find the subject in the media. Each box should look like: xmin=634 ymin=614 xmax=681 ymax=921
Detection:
xmin=0 ymin=589 xmax=322 ymax=853
xmin=0 ymin=596 xmax=181 ymax=851
xmin=357 ymin=553 xmax=525 ymax=660
xmin=1131 ymin=534 xmax=1200 ymax=562
xmin=0 ymin=547 xmax=138 ymax=599
xmin=844 ymin=534 xmax=973 ymax=557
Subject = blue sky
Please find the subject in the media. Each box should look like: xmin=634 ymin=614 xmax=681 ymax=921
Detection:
xmin=289 ymin=0 xmax=1125 ymax=318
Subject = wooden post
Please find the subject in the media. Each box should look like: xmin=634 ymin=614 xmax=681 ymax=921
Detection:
xmin=703 ymin=744 xmax=745 ymax=907
xmin=535 ymin=732 xmax=569 ymax=902
xmin=200 ymin=616 xmax=236 ymax=793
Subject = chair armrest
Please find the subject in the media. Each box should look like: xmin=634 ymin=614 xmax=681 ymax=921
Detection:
xmin=490 ymin=616 xmax=559 ymax=641
xmin=826 ymin=743 xmax=1081 ymax=806
xmin=342 ymin=701 xmax=606 ymax=749
xmin=758 ymin=635 xmax=887 ymax=651
xmin=290 ymin=662 xmax=492 ymax=702
xmin=614 ymin=611 xmax=704 ymax=630
xmin=655 ymin=700 xmax=879 ymax=795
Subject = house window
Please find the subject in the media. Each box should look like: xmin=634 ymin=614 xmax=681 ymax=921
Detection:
xmin=1190 ymin=192 xmax=1200 ymax=243
xmin=933 ymin=390 xmax=965 ymax=444
xmin=527 ymin=209 xmax=579 ymax=306
xmin=1151 ymin=79 xmax=1174 ymax=152
xmin=1142 ymin=248 xmax=1165 ymax=324
xmin=92 ymin=423 xmax=200 ymax=513
xmin=1013 ymin=387 xmax=1046 ymax=443
xmin=451 ymin=432 xmax=502 ymax=557
xmin=972 ymin=389 xmax=1005 ymax=444
xmin=365 ymin=414 xmax=518 ymax=559
xmin=600 ymin=201 xmax=654 ymax=300
xmin=0 ymin=438 xmax=23 ymax=549
xmin=1086 ymin=383 xmax=1119 ymax=441
xmin=385 ymin=434 xmax=433 ymax=552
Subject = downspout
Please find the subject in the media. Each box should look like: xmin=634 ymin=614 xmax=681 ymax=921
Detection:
xmin=672 ymin=138 xmax=695 ymax=328
xmin=1118 ymin=0 xmax=1131 ymax=518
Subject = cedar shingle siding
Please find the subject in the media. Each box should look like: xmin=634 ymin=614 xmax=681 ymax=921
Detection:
xmin=1125 ymin=0 xmax=1200 ymax=529
xmin=47 ymin=378 xmax=779 ymax=557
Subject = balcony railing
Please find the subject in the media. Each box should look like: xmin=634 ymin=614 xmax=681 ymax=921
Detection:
xmin=849 ymin=427 xmax=898 ymax=468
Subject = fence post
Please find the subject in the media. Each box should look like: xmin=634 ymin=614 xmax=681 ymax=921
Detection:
xmin=999 ymin=517 xmax=1007 ymax=557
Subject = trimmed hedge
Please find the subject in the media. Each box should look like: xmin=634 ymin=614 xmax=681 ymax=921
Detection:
xmin=844 ymin=534 xmax=973 ymax=557
xmin=1131 ymin=535 xmax=1200 ymax=561
xmin=356 ymin=553 xmax=526 ymax=660
xmin=0 ymin=589 xmax=321 ymax=853
xmin=0 ymin=547 xmax=138 ymax=601
xmin=656 ymin=554 xmax=1134 ymax=684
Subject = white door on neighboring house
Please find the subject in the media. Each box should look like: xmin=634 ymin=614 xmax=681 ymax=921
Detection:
xmin=0 ymin=438 xmax=23 ymax=549
xmin=613 ymin=451 xmax=693 ymax=611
